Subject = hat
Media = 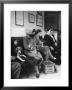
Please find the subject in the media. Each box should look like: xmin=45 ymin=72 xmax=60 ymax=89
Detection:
xmin=26 ymin=29 xmax=36 ymax=38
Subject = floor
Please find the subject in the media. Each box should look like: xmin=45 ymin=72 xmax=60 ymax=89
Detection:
xmin=21 ymin=65 xmax=61 ymax=79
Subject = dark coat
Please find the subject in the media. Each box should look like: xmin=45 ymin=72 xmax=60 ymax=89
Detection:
xmin=44 ymin=34 xmax=55 ymax=48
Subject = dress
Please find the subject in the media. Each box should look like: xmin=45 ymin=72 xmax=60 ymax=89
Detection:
xmin=23 ymin=36 xmax=43 ymax=65
xmin=11 ymin=61 xmax=21 ymax=79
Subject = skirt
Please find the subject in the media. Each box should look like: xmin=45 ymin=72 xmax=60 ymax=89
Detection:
xmin=24 ymin=50 xmax=43 ymax=65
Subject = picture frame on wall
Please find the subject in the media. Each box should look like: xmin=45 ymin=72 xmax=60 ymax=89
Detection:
xmin=0 ymin=0 xmax=70 ymax=89
xmin=36 ymin=14 xmax=43 ymax=27
xmin=15 ymin=11 xmax=24 ymax=26
xmin=37 ymin=11 xmax=42 ymax=16
xmin=28 ymin=13 xmax=35 ymax=23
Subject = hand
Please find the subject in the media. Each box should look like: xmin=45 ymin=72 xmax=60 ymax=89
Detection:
xmin=55 ymin=42 xmax=57 ymax=46
xmin=11 ymin=56 xmax=16 ymax=60
xmin=50 ymin=46 xmax=54 ymax=50
xmin=20 ymin=55 xmax=26 ymax=58
xmin=53 ymin=57 xmax=56 ymax=60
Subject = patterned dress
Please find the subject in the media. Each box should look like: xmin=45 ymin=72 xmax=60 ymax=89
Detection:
xmin=23 ymin=36 xmax=43 ymax=65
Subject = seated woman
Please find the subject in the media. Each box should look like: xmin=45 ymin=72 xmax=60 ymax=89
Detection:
xmin=16 ymin=46 xmax=26 ymax=62
xmin=32 ymin=29 xmax=56 ymax=62
xmin=44 ymin=27 xmax=58 ymax=56
xmin=23 ymin=32 xmax=43 ymax=78
xmin=11 ymin=40 xmax=26 ymax=79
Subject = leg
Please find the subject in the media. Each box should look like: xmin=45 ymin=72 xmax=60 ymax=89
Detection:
xmin=37 ymin=58 xmax=43 ymax=72
xmin=35 ymin=58 xmax=43 ymax=78
xmin=11 ymin=62 xmax=21 ymax=79
xmin=35 ymin=65 xmax=40 ymax=78
xmin=48 ymin=47 xmax=55 ymax=60
xmin=39 ymin=46 xmax=55 ymax=61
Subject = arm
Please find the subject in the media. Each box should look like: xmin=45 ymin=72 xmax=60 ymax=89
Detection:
xmin=17 ymin=54 xmax=25 ymax=62
xmin=50 ymin=46 xmax=54 ymax=50
xmin=11 ymin=56 xmax=16 ymax=61
xmin=20 ymin=54 xmax=26 ymax=58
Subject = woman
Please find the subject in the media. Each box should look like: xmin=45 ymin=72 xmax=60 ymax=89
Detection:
xmin=11 ymin=40 xmax=26 ymax=79
xmin=23 ymin=32 xmax=43 ymax=78
xmin=33 ymin=29 xmax=56 ymax=61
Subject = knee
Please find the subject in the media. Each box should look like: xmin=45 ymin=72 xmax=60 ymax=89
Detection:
xmin=17 ymin=62 xmax=21 ymax=67
xmin=16 ymin=62 xmax=21 ymax=70
xmin=36 ymin=59 xmax=42 ymax=66
xmin=12 ymin=62 xmax=21 ymax=71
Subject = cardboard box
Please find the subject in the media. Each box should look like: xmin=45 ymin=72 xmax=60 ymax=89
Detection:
xmin=43 ymin=61 xmax=55 ymax=74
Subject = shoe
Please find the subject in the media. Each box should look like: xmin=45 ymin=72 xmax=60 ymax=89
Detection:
xmin=54 ymin=65 xmax=57 ymax=72
xmin=36 ymin=74 xmax=40 ymax=78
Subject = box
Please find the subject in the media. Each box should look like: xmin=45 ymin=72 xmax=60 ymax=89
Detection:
xmin=43 ymin=61 xmax=55 ymax=74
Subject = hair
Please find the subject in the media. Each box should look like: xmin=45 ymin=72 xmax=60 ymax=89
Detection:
xmin=14 ymin=40 xmax=18 ymax=45
xmin=35 ymin=29 xmax=42 ymax=35
xmin=32 ymin=29 xmax=36 ymax=33
xmin=49 ymin=26 xmax=53 ymax=31
xmin=26 ymin=29 xmax=36 ymax=38
xmin=15 ymin=46 xmax=22 ymax=54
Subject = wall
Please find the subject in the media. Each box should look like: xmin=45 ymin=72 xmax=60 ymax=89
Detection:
xmin=11 ymin=11 xmax=44 ymax=37
xmin=45 ymin=12 xmax=61 ymax=42
xmin=45 ymin=12 xmax=60 ymax=30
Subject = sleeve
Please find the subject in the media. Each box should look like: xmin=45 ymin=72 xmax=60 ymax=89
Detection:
xmin=23 ymin=37 xmax=35 ymax=51
xmin=23 ymin=37 xmax=30 ymax=50
xmin=44 ymin=35 xmax=55 ymax=47
xmin=35 ymin=37 xmax=43 ymax=46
